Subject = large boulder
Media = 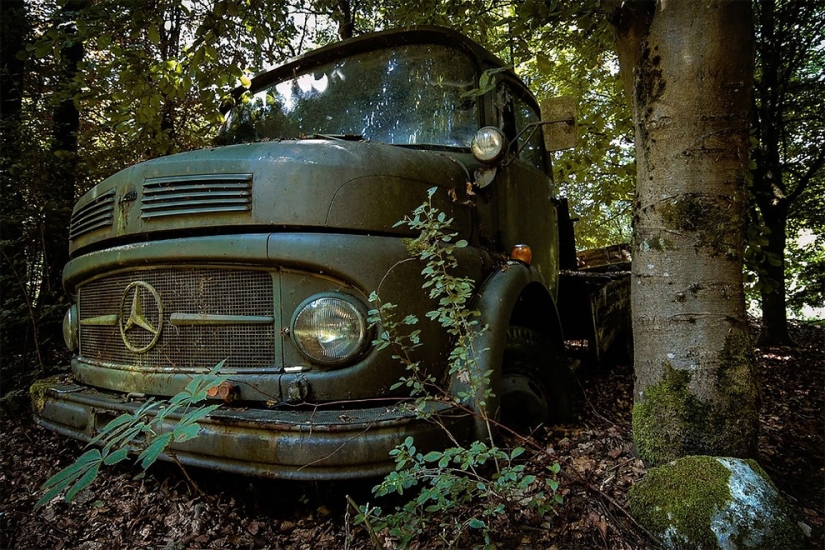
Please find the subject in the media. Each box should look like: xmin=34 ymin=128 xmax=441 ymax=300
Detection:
xmin=629 ymin=455 xmax=807 ymax=549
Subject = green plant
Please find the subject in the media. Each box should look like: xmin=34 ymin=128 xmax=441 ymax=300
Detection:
xmin=371 ymin=187 xmax=491 ymax=418
xmin=357 ymin=438 xmax=562 ymax=549
xmin=359 ymin=188 xmax=561 ymax=548
xmin=36 ymin=362 xmax=226 ymax=508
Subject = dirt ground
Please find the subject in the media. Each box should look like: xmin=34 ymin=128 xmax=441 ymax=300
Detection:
xmin=2 ymin=321 xmax=822 ymax=549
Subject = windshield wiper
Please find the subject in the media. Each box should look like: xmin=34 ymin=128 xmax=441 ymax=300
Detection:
xmin=312 ymin=134 xmax=365 ymax=141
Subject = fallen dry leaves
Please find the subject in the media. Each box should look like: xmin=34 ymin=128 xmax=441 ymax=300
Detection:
xmin=1 ymin=321 xmax=822 ymax=549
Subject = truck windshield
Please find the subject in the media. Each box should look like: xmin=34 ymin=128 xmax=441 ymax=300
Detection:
xmin=219 ymin=44 xmax=479 ymax=148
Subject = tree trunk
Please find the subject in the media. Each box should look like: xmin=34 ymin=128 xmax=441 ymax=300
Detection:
xmin=610 ymin=0 xmax=760 ymax=465
xmin=0 ymin=0 xmax=33 ymax=365
xmin=335 ymin=0 xmax=355 ymax=39
xmin=750 ymin=0 xmax=798 ymax=347
xmin=756 ymin=202 xmax=792 ymax=346
xmin=40 ymin=0 xmax=86 ymax=332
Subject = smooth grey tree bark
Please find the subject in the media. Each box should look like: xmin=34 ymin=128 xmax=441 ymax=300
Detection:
xmin=608 ymin=0 xmax=760 ymax=465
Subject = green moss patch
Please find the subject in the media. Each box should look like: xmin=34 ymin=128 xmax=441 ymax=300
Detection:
xmin=29 ymin=375 xmax=62 ymax=414
xmin=658 ymin=194 xmax=740 ymax=258
xmin=633 ymin=330 xmax=759 ymax=465
xmin=629 ymin=456 xmax=805 ymax=549
xmin=633 ymin=362 xmax=707 ymax=465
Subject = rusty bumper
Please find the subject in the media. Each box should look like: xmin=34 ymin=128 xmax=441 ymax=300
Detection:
xmin=32 ymin=382 xmax=469 ymax=481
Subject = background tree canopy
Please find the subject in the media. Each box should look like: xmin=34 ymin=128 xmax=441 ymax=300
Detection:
xmin=1 ymin=0 xmax=821 ymax=396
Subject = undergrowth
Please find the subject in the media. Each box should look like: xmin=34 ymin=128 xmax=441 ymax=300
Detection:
xmin=355 ymin=188 xmax=562 ymax=549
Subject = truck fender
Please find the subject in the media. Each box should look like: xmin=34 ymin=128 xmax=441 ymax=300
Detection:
xmin=450 ymin=262 xmax=564 ymax=440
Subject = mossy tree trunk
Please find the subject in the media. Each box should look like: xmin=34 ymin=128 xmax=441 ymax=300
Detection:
xmin=608 ymin=0 xmax=760 ymax=465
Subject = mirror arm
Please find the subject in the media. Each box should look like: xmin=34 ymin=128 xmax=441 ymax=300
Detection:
xmin=502 ymin=119 xmax=575 ymax=167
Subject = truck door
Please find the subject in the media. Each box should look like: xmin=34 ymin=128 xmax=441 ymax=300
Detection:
xmin=494 ymin=82 xmax=560 ymax=294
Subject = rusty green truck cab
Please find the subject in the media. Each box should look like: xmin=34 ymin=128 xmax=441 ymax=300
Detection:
xmin=33 ymin=27 xmax=590 ymax=480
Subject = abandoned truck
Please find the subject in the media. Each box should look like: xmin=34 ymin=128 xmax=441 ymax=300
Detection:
xmin=32 ymin=26 xmax=630 ymax=480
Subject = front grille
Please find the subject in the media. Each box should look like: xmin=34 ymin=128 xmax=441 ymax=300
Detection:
xmin=70 ymin=190 xmax=116 ymax=239
xmin=141 ymin=174 xmax=253 ymax=219
xmin=78 ymin=268 xmax=275 ymax=371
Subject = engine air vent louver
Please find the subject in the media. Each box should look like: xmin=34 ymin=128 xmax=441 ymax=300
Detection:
xmin=69 ymin=190 xmax=116 ymax=240
xmin=142 ymin=173 xmax=253 ymax=219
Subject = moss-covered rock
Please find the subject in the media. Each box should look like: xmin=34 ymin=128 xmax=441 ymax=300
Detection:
xmin=629 ymin=456 xmax=806 ymax=549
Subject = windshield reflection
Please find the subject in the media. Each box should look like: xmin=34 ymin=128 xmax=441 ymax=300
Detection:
xmin=219 ymin=44 xmax=479 ymax=148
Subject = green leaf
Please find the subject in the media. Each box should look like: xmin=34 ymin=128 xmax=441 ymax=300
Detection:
xmin=34 ymin=40 xmax=51 ymax=59
xmin=36 ymin=450 xmax=102 ymax=508
xmin=42 ymin=449 xmax=101 ymax=490
xmin=138 ymin=433 xmax=173 ymax=469
xmin=468 ymin=518 xmax=485 ymax=529
xmin=88 ymin=413 xmax=133 ymax=446
xmin=103 ymin=447 xmax=130 ymax=465
xmin=147 ymin=27 xmax=160 ymax=45
xmin=65 ymin=461 xmax=101 ymax=503
xmin=36 ymin=484 xmax=67 ymax=509
xmin=422 ymin=451 xmax=443 ymax=462
xmin=536 ymin=53 xmax=554 ymax=74
xmin=177 ymin=404 xmax=220 ymax=427
xmin=173 ymin=423 xmax=201 ymax=442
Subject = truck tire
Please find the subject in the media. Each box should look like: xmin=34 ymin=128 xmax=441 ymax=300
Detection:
xmin=500 ymin=327 xmax=577 ymax=433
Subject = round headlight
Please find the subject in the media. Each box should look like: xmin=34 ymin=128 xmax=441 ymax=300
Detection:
xmin=63 ymin=304 xmax=78 ymax=352
xmin=471 ymin=126 xmax=506 ymax=164
xmin=291 ymin=295 xmax=368 ymax=366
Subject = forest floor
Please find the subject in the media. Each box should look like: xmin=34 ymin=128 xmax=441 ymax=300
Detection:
xmin=1 ymin=321 xmax=823 ymax=549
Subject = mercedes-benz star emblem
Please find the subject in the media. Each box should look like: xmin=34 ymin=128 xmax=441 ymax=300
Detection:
xmin=119 ymin=281 xmax=164 ymax=353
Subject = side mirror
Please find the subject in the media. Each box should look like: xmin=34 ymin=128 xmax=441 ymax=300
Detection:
xmin=541 ymin=97 xmax=577 ymax=152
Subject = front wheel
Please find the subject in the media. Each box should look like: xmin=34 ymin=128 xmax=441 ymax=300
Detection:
xmin=499 ymin=327 xmax=577 ymax=433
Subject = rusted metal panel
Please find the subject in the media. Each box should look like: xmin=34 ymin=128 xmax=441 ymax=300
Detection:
xmin=34 ymin=381 xmax=470 ymax=481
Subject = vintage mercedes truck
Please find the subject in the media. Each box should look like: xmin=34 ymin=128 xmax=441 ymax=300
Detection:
xmin=32 ymin=27 xmax=630 ymax=480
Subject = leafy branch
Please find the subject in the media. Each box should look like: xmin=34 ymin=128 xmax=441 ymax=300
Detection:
xmin=36 ymin=362 xmax=227 ymax=508
xmin=361 ymin=188 xmax=562 ymax=549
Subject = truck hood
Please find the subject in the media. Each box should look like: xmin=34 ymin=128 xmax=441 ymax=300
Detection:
xmin=69 ymin=139 xmax=474 ymax=254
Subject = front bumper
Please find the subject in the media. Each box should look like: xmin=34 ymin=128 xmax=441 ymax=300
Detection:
xmin=32 ymin=380 xmax=470 ymax=481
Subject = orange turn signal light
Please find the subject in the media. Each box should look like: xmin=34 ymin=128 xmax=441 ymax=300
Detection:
xmin=207 ymin=381 xmax=238 ymax=402
xmin=511 ymin=244 xmax=532 ymax=264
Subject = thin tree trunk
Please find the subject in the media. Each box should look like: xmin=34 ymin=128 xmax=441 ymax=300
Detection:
xmin=41 ymin=0 xmax=86 ymax=324
xmin=610 ymin=0 xmax=760 ymax=465
xmin=757 ymin=204 xmax=792 ymax=346
xmin=336 ymin=0 xmax=355 ymax=39
xmin=751 ymin=0 xmax=797 ymax=347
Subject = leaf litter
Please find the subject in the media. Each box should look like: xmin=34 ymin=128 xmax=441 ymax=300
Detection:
xmin=1 ymin=321 xmax=822 ymax=549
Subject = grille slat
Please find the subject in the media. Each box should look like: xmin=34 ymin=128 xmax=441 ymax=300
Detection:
xmin=141 ymin=174 xmax=252 ymax=220
xmin=78 ymin=268 xmax=275 ymax=371
xmin=142 ymin=198 xmax=251 ymax=212
xmin=70 ymin=190 xmax=116 ymax=239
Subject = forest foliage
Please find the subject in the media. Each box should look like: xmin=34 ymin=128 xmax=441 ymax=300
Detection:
xmin=1 ymin=0 xmax=822 ymax=398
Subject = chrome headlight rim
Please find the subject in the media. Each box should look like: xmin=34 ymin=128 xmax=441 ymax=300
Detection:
xmin=63 ymin=304 xmax=78 ymax=352
xmin=471 ymin=126 xmax=507 ymax=164
xmin=290 ymin=293 xmax=370 ymax=367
